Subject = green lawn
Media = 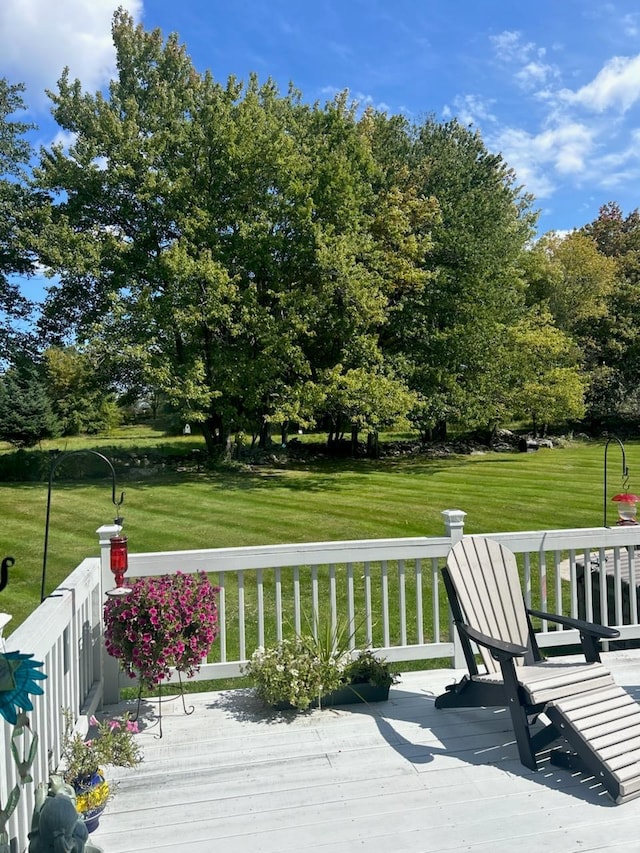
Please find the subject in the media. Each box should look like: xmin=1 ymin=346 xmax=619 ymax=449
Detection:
xmin=2 ymin=434 xmax=636 ymax=632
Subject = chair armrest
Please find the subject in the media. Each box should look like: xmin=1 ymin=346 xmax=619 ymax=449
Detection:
xmin=527 ymin=609 xmax=620 ymax=639
xmin=458 ymin=622 xmax=528 ymax=661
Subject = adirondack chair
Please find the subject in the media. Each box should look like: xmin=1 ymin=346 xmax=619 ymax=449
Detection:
xmin=436 ymin=536 xmax=640 ymax=803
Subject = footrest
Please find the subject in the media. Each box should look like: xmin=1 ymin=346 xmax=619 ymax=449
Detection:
xmin=546 ymin=684 xmax=640 ymax=804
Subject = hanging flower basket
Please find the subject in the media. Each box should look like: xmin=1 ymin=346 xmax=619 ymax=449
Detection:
xmin=104 ymin=571 xmax=219 ymax=688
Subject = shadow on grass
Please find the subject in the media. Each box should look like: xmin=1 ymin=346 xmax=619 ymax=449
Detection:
xmin=0 ymin=448 xmax=525 ymax=496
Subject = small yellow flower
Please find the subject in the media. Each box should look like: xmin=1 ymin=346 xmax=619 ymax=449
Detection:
xmin=75 ymin=779 xmax=110 ymax=814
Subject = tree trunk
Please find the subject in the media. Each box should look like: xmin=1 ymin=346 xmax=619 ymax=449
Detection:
xmin=201 ymin=414 xmax=225 ymax=457
xmin=351 ymin=426 xmax=359 ymax=456
xmin=258 ymin=419 xmax=270 ymax=449
xmin=433 ymin=420 xmax=447 ymax=440
xmin=367 ymin=432 xmax=380 ymax=458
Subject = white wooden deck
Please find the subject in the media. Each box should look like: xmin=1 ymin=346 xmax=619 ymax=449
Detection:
xmin=93 ymin=650 xmax=640 ymax=853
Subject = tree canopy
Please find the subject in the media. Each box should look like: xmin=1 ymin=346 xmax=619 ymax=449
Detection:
xmin=6 ymin=11 xmax=640 ymax=450
xmin=27 ymin=11 xmax=540 ymax=451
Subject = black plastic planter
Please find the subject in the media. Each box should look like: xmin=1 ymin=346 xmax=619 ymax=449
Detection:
xmin=273 ymin=681 xmax=390 ymax=711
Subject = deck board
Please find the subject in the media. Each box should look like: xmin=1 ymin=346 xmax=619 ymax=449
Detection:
xmin=93 ymin=650 xmax=640 ymax=852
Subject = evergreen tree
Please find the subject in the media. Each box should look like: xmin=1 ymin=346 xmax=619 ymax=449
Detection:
xmin=0 ymin=362 xmax=59 ymax=447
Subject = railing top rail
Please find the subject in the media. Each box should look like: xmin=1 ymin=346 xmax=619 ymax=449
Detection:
xmin=125 ymin=526 xmax=640 ymax=577
xmin=6 ymin=557 xmax=100 ymax=655
xmin=126 ymin=535 xmax=454 ymax=575
xmin=472 ymin=525 xmax=640 ymax=552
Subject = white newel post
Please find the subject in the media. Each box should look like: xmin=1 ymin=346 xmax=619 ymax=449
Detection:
xmin=441 ymin=509 xmax=467 ymax=545
xmin=97 ymin=524 xmax=122 ymax=705
xmin=441 ymin=509 xmax=467 ymax=668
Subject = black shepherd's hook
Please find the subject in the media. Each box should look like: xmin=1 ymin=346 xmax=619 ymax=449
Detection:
xmin=41 ymin=450 xmax=125 ymax=602
xmin=603 ymin=436 xmax=628 ymax=527
xmin=0 ymin=556 xmax=14 ymax=592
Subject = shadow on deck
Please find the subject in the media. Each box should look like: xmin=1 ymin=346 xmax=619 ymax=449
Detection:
xmin=94 ymin=651 xmax=640 ymax=853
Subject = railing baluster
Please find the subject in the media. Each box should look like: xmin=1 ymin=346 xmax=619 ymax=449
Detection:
xmin=329 ymin=564 xmax=337 ymax=635
xmin=416 ymin=558 xmax=424 ymax=644
xmin=430 ymin=557 xmax=437 ymax=643
xmin=312 ymin=566 xmax=319 ymax=638
xmin=569 ymin=549 xmax=577 ymax=618
xmin=364 ymin=561 xmax=372 ymax=645
xmin=275 ymin=567 xmax=283 ymax=642
xmin=612 ymin=547 xmax=622 ymax=625
xmin=629 ymin=545 xmax=638 ymax=624
xmin=584 ymin=549 xmax=593 ymax=622
xmin=398 ymin=559 xmax=407 ymax=646
xmin=218 ymin=574 xmax=227 ymax=661
xmin=257 ymin=568 xmax=264 ymax=647
xmin=346 ymin=563 xmax=355 ymax=649
xmin=381 ymin=560 xmax=390 ymax=648
xmin=237 ymin=571 xmax=246 ymax=662
xmin=293 ymin=566 xmax=301 ymax=636
xmin=598 ymin=547 xmax=608 ymax=625
xmin=553 ymin=550 xmax=562 ymax=618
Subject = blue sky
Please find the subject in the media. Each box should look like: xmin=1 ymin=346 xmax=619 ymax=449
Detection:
xmin=2 ymin=0 xmax=640 ymax=257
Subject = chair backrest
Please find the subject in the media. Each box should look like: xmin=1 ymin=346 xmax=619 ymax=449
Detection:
xmin=446 ymin=537 xmax=531 ymax=674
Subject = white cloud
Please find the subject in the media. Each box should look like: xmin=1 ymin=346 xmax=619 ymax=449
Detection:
xmin=0 ymin=0 xmax=142 ymax=108
xmin=491 ymin=31 xmax=531 ymax=64
xmin=491 ymin=121 xmax=595 ymax=199
xmin=50 ymin=129 xmax=77 ymax=152
xmin=515 ymin=61 xmax=556 ymax=90
xmin=480 ymin=25 xmax=640 ymax=211
xmin=587 ymin=128 xmax=640 ymax=188
xmin=445 ymin=94 xmax=496 ymax=127
xmin=491 ymin=127 xmax=556 ymax=199
xmin=560 ymin=54 xmax=640 ymax=113
xmin=621 ymin=13 xmax=640 ymax=37
xmin=490 ymin=30 xmax=559 ymax=93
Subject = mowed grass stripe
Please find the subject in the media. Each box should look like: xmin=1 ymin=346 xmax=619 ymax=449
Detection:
xmin=1 ymin=439 xmax=636 ymax=630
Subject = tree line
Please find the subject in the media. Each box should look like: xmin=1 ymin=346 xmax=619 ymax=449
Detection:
xmin=1 ymin=10 xmax=639 ymax=455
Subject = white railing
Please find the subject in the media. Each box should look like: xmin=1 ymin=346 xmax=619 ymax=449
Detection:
xmin=5 ymin=510 xmax=640 ymax=852
xmin=1 ymin=557 xmax=102 ymax=853
xmin=107 ymin=513 xmax=640 ymax=694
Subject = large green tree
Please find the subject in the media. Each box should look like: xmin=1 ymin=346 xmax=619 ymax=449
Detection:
xmin=383 ymin=117 xmax=537 ymax=436
xmin=579 ymin=204 xmax=640 ymax=421
xmin=36 ymin=12 xmax=402 ymax=455
xmin=35 ymin=12 xmax=570 ymax=450
xmin=0 ymin=79 xmax=39 ymax=360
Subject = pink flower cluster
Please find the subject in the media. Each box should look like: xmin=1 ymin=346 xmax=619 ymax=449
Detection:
xmin=104 ymin=571 xmax=219 ymax=687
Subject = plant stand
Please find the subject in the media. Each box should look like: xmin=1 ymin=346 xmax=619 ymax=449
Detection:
xmin=131 ymin=670 xmax=194 ymax=738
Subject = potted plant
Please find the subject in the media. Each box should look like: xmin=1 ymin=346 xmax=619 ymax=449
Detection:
xmin=244 ymin=638 xmax=399 ymax=711
xmin=327 ymin=648 xmax=400 ymax=705
xmin=104 ymin=571 xmax=219 ymax=689
xmin=243 ymin=636 xmax=349 ymax=710
xmin=59 ymin=709 xmax=142 ymax=832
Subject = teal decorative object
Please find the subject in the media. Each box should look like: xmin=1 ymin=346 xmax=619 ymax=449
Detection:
xmin=0 ymin=652 xmax=46 ymax=725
